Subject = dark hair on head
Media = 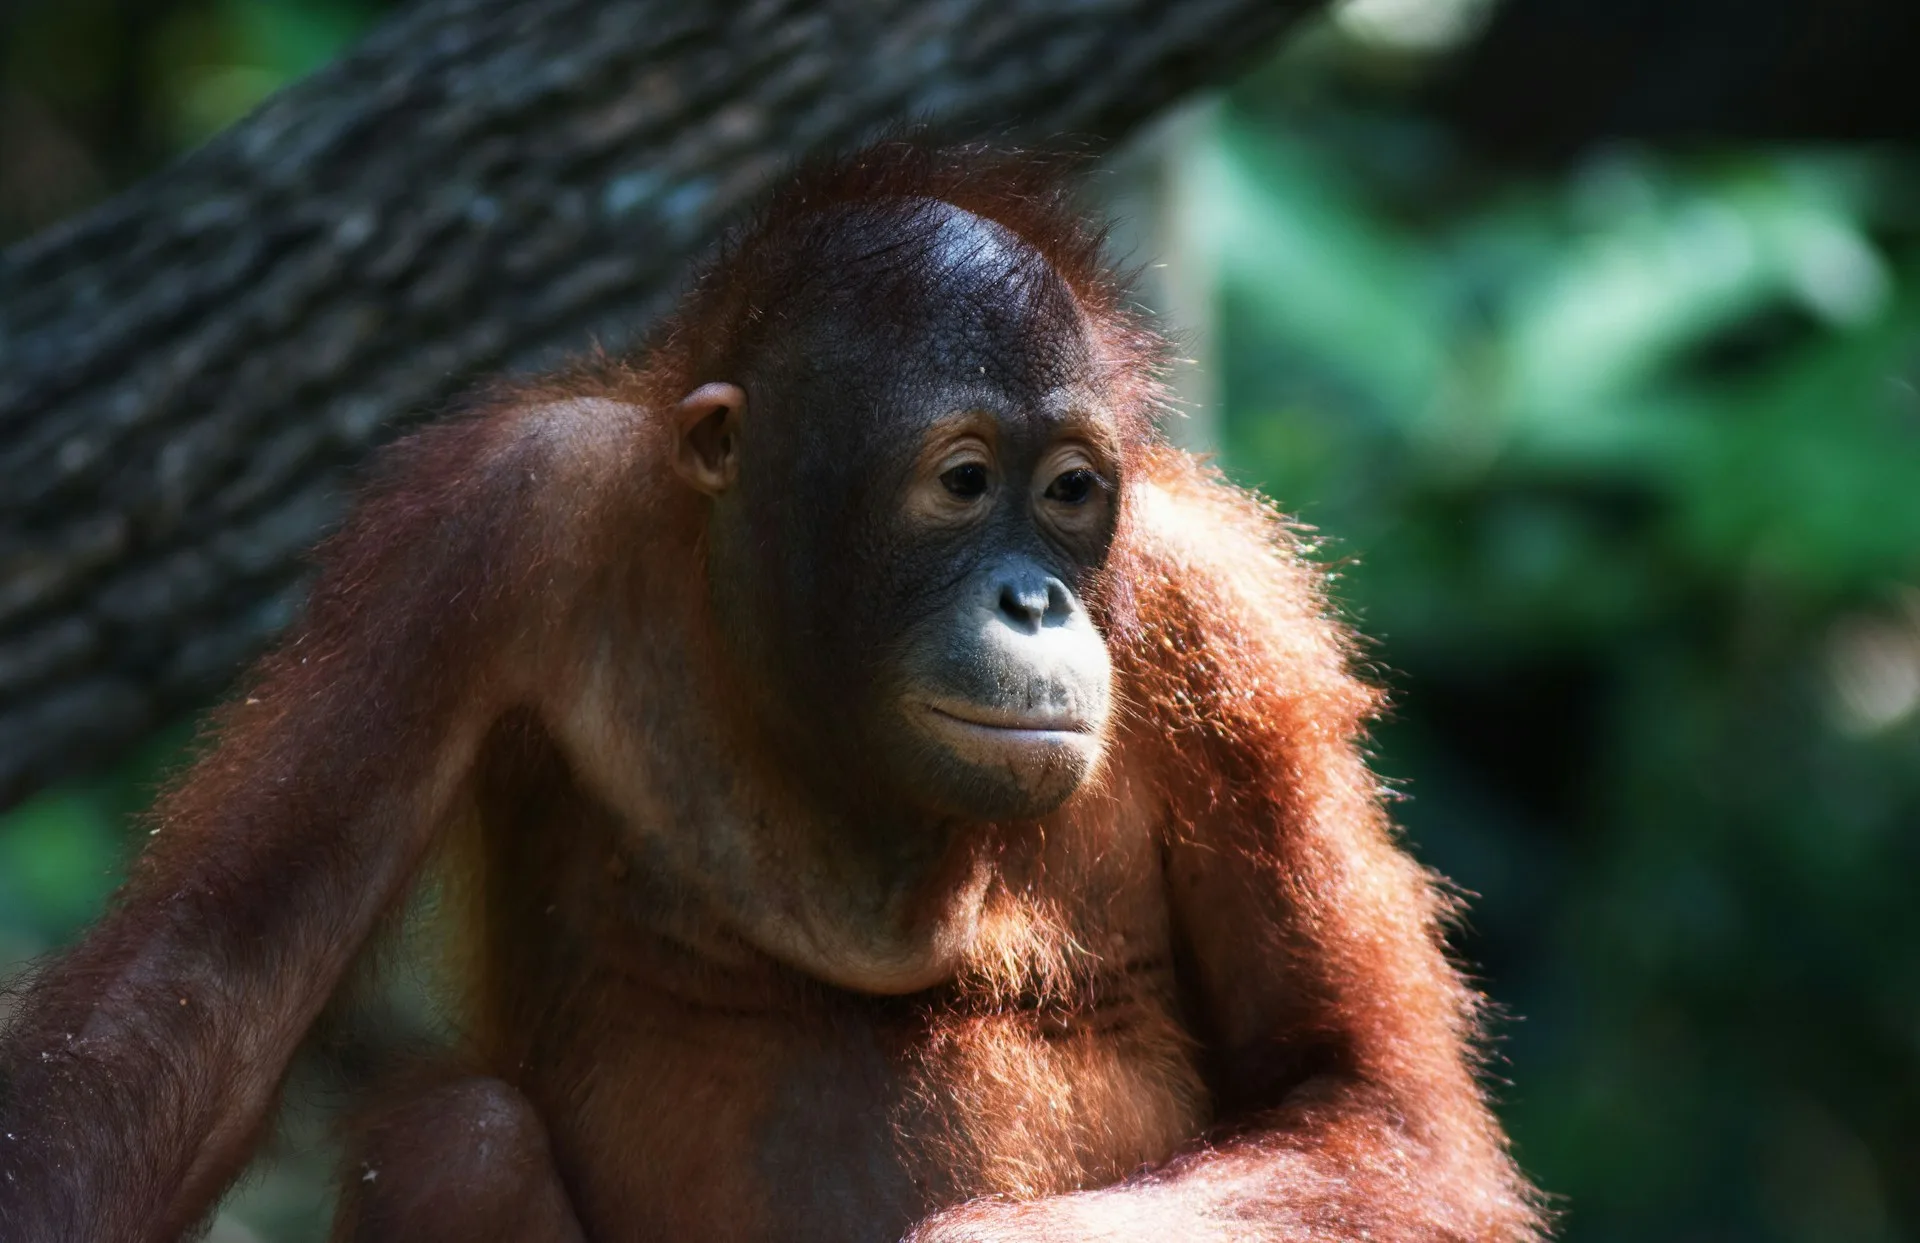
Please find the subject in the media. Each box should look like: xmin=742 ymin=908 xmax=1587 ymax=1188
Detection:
xmin=647 ymin=134 xmax=1171 ymax=454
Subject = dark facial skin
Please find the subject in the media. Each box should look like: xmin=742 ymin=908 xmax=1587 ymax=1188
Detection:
xmin=676 ymin=203 xmax=1119 ymax=829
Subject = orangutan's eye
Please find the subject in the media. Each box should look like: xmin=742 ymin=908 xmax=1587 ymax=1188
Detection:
xmin=1045 ymin=468 xmax=1099 ymax=505
xmin=942 ymin=463 xmax=990 ymax=499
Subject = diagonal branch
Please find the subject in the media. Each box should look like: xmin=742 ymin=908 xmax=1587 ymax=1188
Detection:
xmin=0 ymin=0 xmax=1316 ymax=810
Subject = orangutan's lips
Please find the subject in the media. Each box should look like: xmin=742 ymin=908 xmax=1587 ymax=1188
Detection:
xmin=918 ymin=700 xmax=1092 ymax=737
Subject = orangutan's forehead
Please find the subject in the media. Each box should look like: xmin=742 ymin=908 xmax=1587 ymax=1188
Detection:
xmin=775 ymin=200 xmax=1094 ymax=400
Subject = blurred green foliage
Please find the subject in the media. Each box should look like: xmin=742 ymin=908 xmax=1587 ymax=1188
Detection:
xmin=0 ymin=0 xmax=384 ymax=241
xmin=3 ymin=6 xmax=1919 ymax=1243
xmin=1207 ymin=57 xmax=1920 ymax=1243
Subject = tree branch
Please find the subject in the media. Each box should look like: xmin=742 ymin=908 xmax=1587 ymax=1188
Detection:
xmin=0 ymin=0 xmax=1317 ymax=809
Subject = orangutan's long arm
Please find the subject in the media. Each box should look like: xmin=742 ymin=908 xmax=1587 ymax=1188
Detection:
xmin=0 ymin=395 xmax=645 ymax=1243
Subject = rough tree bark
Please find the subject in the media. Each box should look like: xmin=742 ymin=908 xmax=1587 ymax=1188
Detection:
xmin=0 ymin=0 xmax=1317 ymax=810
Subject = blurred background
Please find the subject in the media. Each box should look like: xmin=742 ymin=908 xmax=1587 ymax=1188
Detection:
xmin=2 ymin=1 xmax=1917 ymax=1240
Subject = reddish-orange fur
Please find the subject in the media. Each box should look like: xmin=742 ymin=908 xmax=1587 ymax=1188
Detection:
xmin=0 ymin=143 xmax=1544 ymax=1243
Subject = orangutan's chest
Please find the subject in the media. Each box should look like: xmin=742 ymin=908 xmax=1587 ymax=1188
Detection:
xmin=535 ymin=959 xmax=1209 ymax=1243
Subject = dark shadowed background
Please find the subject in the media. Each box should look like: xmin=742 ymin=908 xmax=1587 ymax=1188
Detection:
xmin=2 ymin=1 xmax=1917 ymax=1240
